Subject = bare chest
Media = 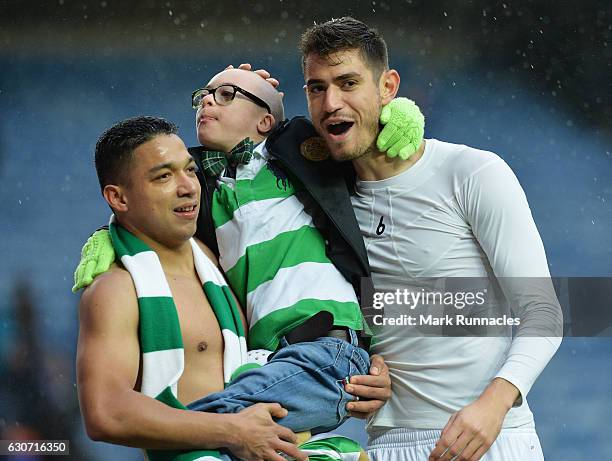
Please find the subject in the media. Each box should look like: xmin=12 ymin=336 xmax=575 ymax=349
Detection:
xmin=166 ymin=276 xmax=225 ymax=403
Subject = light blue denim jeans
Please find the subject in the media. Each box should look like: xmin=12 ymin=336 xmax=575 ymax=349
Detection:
xmin=187 ymin=329 xmax=370 ymax=434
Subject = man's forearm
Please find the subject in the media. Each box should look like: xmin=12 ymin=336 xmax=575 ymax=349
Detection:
xmin=83 ymin=387 xmax=237 ymax=451
xmin=478 ymin=377 xmax=519 ymax=411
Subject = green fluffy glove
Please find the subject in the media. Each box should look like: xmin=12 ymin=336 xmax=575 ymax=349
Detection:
xmin=72 ymin=229 xmax=116 ymax=292
xmin=377 ymin=97 xmax=425 ymax=160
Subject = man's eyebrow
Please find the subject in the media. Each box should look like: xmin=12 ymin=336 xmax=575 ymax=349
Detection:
xmin=149 ymin=162 xmax=172 ymax=174
xmin=306 ymin=78 xmax=325 ymax=86
xmin=306 ymin=72 xmax=362 ymax=86
xmin=148 ymin=157 xmax=195 ymax=174
xmin=335 ymin=72 xmax=361 ymax=81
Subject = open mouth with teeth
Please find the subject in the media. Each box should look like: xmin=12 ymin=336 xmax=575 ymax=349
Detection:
xmin=174 ymin=205 xmax=197 ymax=217
xmin=327 ymin=121 xmax=354 ymax=136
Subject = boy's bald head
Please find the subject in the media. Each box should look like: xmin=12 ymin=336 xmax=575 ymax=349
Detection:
xmin=195 ymin=69 xmax=284 ymax=152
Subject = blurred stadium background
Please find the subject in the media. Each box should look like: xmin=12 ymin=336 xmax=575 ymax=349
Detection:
xmin=0 ymin=1 xmax=610 ymax=459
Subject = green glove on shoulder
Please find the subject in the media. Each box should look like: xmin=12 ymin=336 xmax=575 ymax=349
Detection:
xmin=376 ymin=97 xmax=425 ymax=160
xmin=72 ymin=228 xmax=116 ymax=292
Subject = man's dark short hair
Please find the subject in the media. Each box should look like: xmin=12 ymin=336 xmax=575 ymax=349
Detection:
xmin=299 ymin=17 xmax=389 ymax=78
xmin=95 ymin=116 xmax=178 ymax=191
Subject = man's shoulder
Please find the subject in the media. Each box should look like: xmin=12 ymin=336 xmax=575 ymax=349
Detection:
xmin=429 ymin=138 xmax=506 ymax=180
xmin=80 ymin=265 xmax=137 ymax=312
xmin=431 ymin=138 xmax=502 ymax=162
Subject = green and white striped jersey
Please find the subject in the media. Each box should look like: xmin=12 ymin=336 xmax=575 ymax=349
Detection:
xmin=211 ymin=142 xmax=363 ymax=350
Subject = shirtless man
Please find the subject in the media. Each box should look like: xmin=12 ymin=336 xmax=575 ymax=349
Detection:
xmin=76 ymin=116 xmax=305 ymax=461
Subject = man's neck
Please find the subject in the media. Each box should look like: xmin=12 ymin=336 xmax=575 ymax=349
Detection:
xmin=152 ymin=242 xmax=195 ymax=278
xmin=352 ymin=139 xmax=426 ymax=181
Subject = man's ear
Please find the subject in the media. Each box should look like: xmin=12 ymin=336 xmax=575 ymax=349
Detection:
xmin=257 ymin=113 xmax=276 ymax=136
xmin=379 ymin=69 xmax=400 ymax=105
xmin=103 ymin=184 xmax=128 ymax=213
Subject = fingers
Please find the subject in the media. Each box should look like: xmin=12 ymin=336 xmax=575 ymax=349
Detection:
xmin=275 ymin=423 xmax=297 ymax=444
xmin=346 ymin=398 xmax=385 ymax=416
xmin=379 ymin=104 xmax=391 ymax=124
xmin=265 ymin=402 xmax=289 ymax=419
xmin=346 ymin=381 xmax=390 ymax=401
xmin=438 ymin=432 xmax=470 ymax=461
xmin=369 ymin=355 xmax=388 ymax=376
xmin=225 ymin=64 xmax=234 ymax=70
xmin=468 ymin=445 xmax=488 ymax=461
xmin=386 ymin=142 xmax=402 ymax=158
xmin=273 ymin=440 xmax=308 ymax=461
xmin=254 ymin=69 xmax=271 ymax=79
xmin=238 ymin=63 xmax=252 ymax=70
xmin=266 ymin=449 xmax=291 ymax=461
xmin=429 ymin=418 xmax=461 ymax=461
xmin=266 ymin=77 xmax=280 ymax=88
xmin=440 ymin=412 xmax=457 ymax=437
xmin=398 ymin=144 xmax=418 ymax=160
xmin=458 ymin=438 xmax=483 ymax=461
xmin=377 ymin=124 xmax=400 ymax=152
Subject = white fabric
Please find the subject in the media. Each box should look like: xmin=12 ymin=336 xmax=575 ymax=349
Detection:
xmin=121 ymin=251 xmax=173 ymax=298
xmin=140 ymin=348 xmax=184 ymax=398
xmin=215 ymin=198 xmax=315 ymax=272
xmin=247 ymin=261 xmax=359 ymax=326
xmin=351 ymin=139 xmax=562 ymax=430
xmin=367 ymin=426 xmax=544 ymax=461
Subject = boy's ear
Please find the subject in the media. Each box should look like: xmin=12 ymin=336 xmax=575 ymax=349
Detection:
xmin=257 ymin=113 xmax=276 ymax=135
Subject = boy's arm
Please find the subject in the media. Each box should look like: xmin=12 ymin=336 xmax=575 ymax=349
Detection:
xmin=77 ymin=269 xmax=302 ymax=461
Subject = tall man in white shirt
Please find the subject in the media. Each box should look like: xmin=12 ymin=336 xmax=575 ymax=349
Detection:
xmin=293 ymin=17 xmax=563 ymax=461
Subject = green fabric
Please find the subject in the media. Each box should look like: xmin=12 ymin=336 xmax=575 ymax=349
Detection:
xmin=249 ymin=299 xmax=364 ymax=350
xmin=199 ymin=138 xmax=254 ymax=176
xmin=225 ymin=226 xmax=330 ymax=307
xmin=211 ymin=165 xmax=297 ymax=228
xmin=138 ymin=297 xmax=184 ymax=353
xmin=72 ymin=228 xmax=116 ymax=292
xmin=377 ymin=97 xmax=425 ymax=160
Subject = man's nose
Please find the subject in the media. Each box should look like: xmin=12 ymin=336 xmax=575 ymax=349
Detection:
xmin=177 ymin=172 xmax=198 ymax=196
xmin=323 ymin=86 xmax=343 ymax=113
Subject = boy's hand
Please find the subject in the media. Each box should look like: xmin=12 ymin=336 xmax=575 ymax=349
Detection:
xmin=72 ymin=229 xmax=116 ymax=292
xmin=377 ymin=97 xmax=425 ymax=160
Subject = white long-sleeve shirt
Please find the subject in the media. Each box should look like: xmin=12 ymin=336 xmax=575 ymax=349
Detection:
xmin=351 ymin=139 xmax=562 ymax=430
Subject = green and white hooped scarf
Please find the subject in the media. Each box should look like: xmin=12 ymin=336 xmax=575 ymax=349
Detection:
xmin=109 ymin=218 xmax=368 ymax=461
xmin=109 ymin=217 xmax=247 ymax=461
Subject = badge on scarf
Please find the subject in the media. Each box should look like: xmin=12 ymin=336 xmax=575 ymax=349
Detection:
xmin=300 ymin=137 xmax=330 ymax=161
